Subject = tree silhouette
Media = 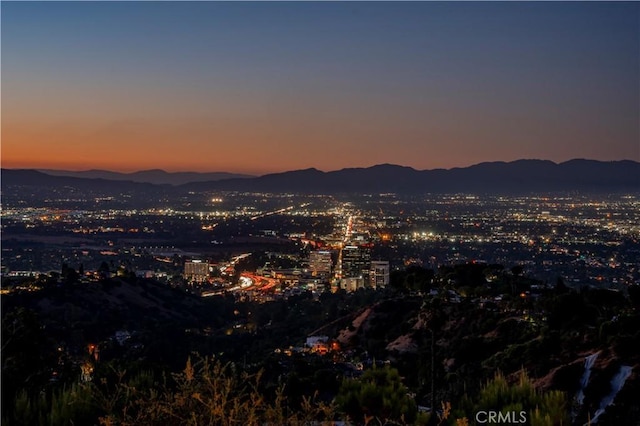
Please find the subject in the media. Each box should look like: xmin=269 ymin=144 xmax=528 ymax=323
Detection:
xmin=336 ymin=365 xmax=418 ymax=424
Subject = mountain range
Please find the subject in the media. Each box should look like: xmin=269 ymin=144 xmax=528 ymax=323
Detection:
xmin=37 ymin=169 xmax=253 ymax=185
xmin=3 ymin=159 xmax=639 ymax=195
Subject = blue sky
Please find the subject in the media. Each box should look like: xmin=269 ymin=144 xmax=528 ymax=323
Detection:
xmin=3 ymin=1 xmax=638 ymax=173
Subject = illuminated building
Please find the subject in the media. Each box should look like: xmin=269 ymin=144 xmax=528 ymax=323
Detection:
xmin=184 ymin=259 xmax=209 ymax=283
xmin=340 ymin=276 xmax=365 ymax=292
xmin=309 ymin=250 xmax=333 ymax=277
xmin=340 ymin=245 xmax=371 ymax=281
xmin=369 ymin=260 xmax=390 ymax=289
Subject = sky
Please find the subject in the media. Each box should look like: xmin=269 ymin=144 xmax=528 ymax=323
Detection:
xmin=2 ymin=2 xmax=639 ymax=175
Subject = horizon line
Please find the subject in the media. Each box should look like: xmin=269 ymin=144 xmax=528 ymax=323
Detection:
xmin=2 ymin=157 xmax=639 ymax=177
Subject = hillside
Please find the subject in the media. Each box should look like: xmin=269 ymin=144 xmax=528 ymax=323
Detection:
xmin=2 ymin=267 xmax=640 ymax=425
xmin=329 ymin=269 xmax=640 ymax=425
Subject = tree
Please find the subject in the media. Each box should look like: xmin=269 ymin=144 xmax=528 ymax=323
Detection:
xmin=1 ymin=308 xmax=57 ymax=422
xmin=61 ymin=263 xmax=79 ymax=283
xmin=98 ymin=262 xmax=110 ymax=279
xmin=336 ymin=365 xmax=418 ymax=424
xmin=628 ymin=285 xmax=640 ymax=310
xmin=511 ymin=265 xmax=524 ymax=277
xmin=455 ymin=370 xmax=569 ymax=426
xmin=390 ymin=266 xmax=434 ymax=293
xmin=554 ymin=277 xmax=569 ymax=294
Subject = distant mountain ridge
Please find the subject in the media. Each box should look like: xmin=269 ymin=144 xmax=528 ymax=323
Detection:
xmin=180 ymin=159 xmax=640 ymax=194
xmin=38 ymin=168 xmax=253 ymax=185
xmin=3 ymin=159 xmax=639 ymax=195
xmin=2 ymin=169 xmax=163 ymax=190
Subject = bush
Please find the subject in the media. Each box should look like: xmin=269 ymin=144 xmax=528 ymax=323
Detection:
xmin=335 ymin=365 xmax=417 ymax=425
xmin=454 ymin=370 xmax=569 ymax=425
xmin=99 ymin=355 xmax=336 ymax=425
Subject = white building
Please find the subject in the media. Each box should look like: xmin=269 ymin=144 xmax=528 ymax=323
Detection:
xmin=369 ymin=261 xmax=390 ymax=289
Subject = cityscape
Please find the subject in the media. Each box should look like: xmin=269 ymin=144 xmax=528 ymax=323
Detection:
xmin=2 ymin=168 xmax=639 ymax=425
xmin=2 ymin=1 xmax=639 ymax=426
xmin=2 ymin=191 xmax=639 ymax=293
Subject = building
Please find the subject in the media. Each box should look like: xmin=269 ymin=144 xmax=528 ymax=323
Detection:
xmin=309 ymin=250 xmax=333 ymax=277
xmin=340 ymin=276 xmax=366 ymax=292
xmin=272 ymin=268 xmax=302 ymax=286
xmin=184 ymin=260 xmax=209 ymax=283
xmin=369 ymin=260 xmax=390 ymax=289
xmin=306 ymin=335 xmax=330 ymax=355
xmin=340 ymin=245 xmax=371 ymax=281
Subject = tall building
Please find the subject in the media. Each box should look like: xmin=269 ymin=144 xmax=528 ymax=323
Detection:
xmin=340 ymin=245 xmax=371 ymax=282
xmin=369 ymin=260 xmax=390 ymax=289
xmin=309 ymin=250 xmax=333 ymax=277
xmin=184 ymin=260 xmax=209 ymax=283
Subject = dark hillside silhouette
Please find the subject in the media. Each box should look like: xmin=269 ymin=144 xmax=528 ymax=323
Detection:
xmin=3 ymin=159 xmax=639 ymax=195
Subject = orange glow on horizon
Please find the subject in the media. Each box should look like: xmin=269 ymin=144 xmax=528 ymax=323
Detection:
xmin=2 ymin=2 xmax=638 ymax=176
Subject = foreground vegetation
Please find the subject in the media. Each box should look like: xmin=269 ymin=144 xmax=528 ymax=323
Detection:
xmin=3 ymin=262 xmax=639 ymax=424
xmin=5 ymin=356 xmax=572 ymax=425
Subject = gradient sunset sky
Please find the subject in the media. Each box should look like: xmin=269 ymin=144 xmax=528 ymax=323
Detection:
xmin=2 ymin=2 xmax=638 ymax=175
